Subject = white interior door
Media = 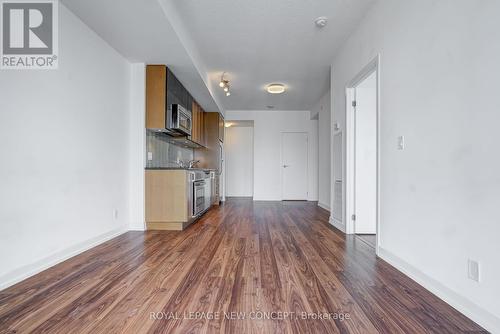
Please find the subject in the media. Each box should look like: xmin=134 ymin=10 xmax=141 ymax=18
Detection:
xmin=281 ymin=132 xmax=308 ymax=200
xmin=354 ymin=71 xmax=377 ymax=234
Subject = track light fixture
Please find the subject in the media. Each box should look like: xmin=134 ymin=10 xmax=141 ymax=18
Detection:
xmin=219 ymin=72 xmax=231 ymax=97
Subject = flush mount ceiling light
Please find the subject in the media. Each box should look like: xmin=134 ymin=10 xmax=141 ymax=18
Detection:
xmin=219 ymin=72 xmax=231 ymax=97
xmin=267 ymin=83 xmax=285 ymax=94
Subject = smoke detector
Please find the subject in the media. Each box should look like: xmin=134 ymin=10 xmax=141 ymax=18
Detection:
xmin=315 ymin=16 xmax=328 ymax=28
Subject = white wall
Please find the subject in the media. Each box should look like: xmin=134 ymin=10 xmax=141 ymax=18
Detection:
xmin=226 ymin=111 xmax=318 ymax=201
xmin=311 ymin=91 xmax=331 ymax=210
xmin=225 ymin=126 xmax=254 ymax=197
xmin=0 ymin=4 xmax=132 ymax=289
xmin=331 ymin=0 xmax=500 ymax=331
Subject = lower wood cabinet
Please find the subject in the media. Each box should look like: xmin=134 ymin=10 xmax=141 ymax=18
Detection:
xmin=145 ymin=170 xmax=189 ymax=230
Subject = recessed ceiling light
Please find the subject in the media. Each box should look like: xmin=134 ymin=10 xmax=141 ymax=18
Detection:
xmin=267 ymin=84 xmax=285 ymax=94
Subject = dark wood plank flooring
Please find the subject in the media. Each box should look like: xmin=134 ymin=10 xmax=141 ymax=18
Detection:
xmin=356 ymin=234 xmax=376 ymax=249
xmin=0 ymin=199 xmax=485 ymax=333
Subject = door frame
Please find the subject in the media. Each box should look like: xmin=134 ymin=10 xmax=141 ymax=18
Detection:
xmin=280 ymin=131 xmax=309 ymax=201
xmin=345 ymin=55 xmax=381 ymax=254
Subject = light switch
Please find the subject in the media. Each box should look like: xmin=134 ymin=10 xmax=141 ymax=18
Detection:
xmin=397 ymin=136 xmax=405 ymax=150
xmin=147 ymin=152 xmax=153 ymax=161
xmin=468 ymin=259 xmax=480 ymax=282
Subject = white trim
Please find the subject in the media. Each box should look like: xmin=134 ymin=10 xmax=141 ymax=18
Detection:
xmin=0 ymin=227 xmax=128 ymax=291
xmin=280 ymin=131 xmax=309 ymax=201
xmin=329 ymin=216 xmax=345 ymax=233
xmin=128 ymin=63 xmax=146 ymax=231
xmin=345 ymin=86 xmax=355 ymax=235
xmin=345 ymin=55 xmax=381 ymax=256
xmin=128 ymin=227 xmax=146 ymax=232
xmin=318 ymin=202 xmax=331 ymax=212
xmin=378 ymin=247 xmax=500 ymax=333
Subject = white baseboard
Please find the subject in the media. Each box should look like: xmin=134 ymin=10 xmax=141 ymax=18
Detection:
xmin=0 ymin=227 xmax=128 ymax=291
xmin=378 ymin=247 xmax=500 ymax=333
xmin=317 ymin=202 xmax=330 ymax=212
xmin=253 ymin=197 xmax=281 ymax=201
xmin=128 ymin=222 xmax=146 ymax=231
xmin=128 ymin=227 xmax=145 ymax=231
xmin=329 ymin=216 xmax=345 ymax=233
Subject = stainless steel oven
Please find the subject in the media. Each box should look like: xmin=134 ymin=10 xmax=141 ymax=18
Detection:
xmin=189 ymin=170 xmax=212 ymax=219
xmin=167 ymin=104 xmax=192 ymax=136
xmin=193 ymin=180 xmax=206 ymax=216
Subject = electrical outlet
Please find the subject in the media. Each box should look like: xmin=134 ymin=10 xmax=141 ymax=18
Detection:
xmin=397 ymin=136 xmax=405 ymax=150
xmin=113 ymin=209 xmax=119 ymax=220
xmin=147 ymin=152 xmax=153 ymax=161
xmin=468 ymin=259 xmax=480 ymax=282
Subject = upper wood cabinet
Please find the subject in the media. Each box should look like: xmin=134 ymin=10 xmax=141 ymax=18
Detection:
xmin=194 ymin=112 xmax=221 ymax=170
xmin=191 ymin=100 xmax=206 ymax=146
xmin=218 ymin=113 xmax=224 ymax=142
xmin=146 ymin=65 xmax=205 ymax=147
xmin=146 ymin=64 xmax=193 ymax=129
xmin=146 ymin=65 xmax=167 ymax=129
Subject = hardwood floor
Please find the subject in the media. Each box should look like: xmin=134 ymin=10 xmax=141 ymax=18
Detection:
xmin=0 ymin=199 xmax=485 ymax=333
xmin=356 ymin=234 xmax=376 ymax=249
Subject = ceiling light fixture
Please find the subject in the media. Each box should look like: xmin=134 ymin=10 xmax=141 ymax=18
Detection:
xmin=219 ymin=72 xmax=231 ymax=97
xmin=267 ymin=83 xmax=285 ymax=94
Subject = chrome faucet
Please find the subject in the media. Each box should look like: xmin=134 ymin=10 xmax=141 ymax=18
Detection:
xmin=188 ymin=160 xmax=200 ymax=169
xmin=170 ymin=160 xmax=186 ymax=168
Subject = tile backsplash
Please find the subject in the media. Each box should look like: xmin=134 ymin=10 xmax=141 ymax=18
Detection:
xmin=146 ymin=130 xmax=194 ymax=168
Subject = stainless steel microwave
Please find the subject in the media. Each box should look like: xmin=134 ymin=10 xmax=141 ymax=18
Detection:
xmin=167 ymin=104 xmax=192 ymax=136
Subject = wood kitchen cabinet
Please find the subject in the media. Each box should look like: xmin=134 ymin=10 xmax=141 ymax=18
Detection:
xmin=146 ymin=65 xmax=193 ymax=130
xmin=146 ymin=65 xmax=167 ymax=129
xmin=218 ymin=113 xmax=224 ymax=142
xmin=194 ymin=112 xmax=221 ymax=170
xmin=146 ymin=64 xmax=206 ymax=147
xmin=191 ymin=100 xmax=206 ymax=146
xmin=145 ymin=170 xmax=190 ymax=231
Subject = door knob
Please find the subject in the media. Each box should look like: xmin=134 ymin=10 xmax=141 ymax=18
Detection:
xmin=283 ymin=165 xmax=289 ymax=168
